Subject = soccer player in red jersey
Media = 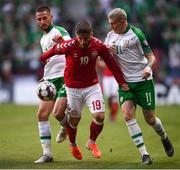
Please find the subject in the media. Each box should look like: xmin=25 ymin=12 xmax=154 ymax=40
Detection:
xmin=40 ymin=21 xmax=129 ymax=160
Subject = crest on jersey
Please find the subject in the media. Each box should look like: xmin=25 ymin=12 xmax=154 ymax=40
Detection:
xmin=123 ymin=40 xmax=129 ymax=48
xmin=73 ymin=53 xmax=78 ymax=58
xmin=91 ymin=51 xmax=98 ymax=57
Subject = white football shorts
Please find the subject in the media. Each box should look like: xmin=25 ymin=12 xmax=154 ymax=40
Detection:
xmin=66 ymin=83 xmax=105 ymax=117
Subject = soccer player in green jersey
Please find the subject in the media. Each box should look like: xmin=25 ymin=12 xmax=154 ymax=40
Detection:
xmin=34 ymin=6 xmax=70 ymax=163
xmin=105 ymin=8 xmax=174 ymax=165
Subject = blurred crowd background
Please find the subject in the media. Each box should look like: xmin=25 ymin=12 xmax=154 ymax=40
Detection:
xmin=0 ymin=0 xmax=180 ymax=104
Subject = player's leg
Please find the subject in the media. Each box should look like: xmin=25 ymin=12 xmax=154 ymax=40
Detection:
xmin=121 ymin=100 xmax=152 ymax=164
xmin=103 ymin=76 xmax=119 ymax=122
xmin=86 ymin=84 xmax=105 ymax=158
xmin=108 ymin=96 xmax=119 ymax=122
xmin=49 ymin=78 xmax=68 ymax=143
xmin=119 ymin=84 xmax=152 ymax=164
xmin=34 ymin=100 xmax=54 ymax=163
xmin=66 ymin=114 xmax=82 ymax=160
xmin=86 ymin=112 xmax=104 ymax=159
xmin=139 ymin=79 xmax=174 ymax=157
xmin=143 ymin=109 xmax=174 ymax=157
xmin=109 ymin=77 xmax=119 ymax=122
xmin=53 ymin=96 xmax=68 ymax=143
xmin=64 ymin=87 xmax=83 ymax=160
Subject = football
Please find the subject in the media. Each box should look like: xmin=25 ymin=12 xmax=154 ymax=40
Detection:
xmin=36 ymin=81 xmax=57 ymax=101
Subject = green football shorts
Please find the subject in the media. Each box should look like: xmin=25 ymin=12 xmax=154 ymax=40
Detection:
xmin=118 ymin=79 xmax=155 ymax=110
xmin=49 ymin=77 xmax=66 ymax=99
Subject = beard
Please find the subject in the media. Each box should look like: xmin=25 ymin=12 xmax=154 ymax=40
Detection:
xmin=40 ymin=24 xmax=49 ymax=32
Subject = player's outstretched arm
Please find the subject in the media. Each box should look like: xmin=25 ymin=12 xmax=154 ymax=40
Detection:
xmin=40 ymin=44 xmax=59 ymax=62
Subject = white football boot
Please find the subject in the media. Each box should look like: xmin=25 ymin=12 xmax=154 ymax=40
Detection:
xmin=56 ymin=127 xmax=67 ymax=143
xmin=34 ymin=155 xmax=53 ymax=163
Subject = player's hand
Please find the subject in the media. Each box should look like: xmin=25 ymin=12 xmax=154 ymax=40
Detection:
xmin=121 ymin=83 xmax=129 ymax=91
xmin=52 ymin=35 xmax=64 ymax=44
xmin=44 ymin=58 xmax=50 ymax=64
xmin=41 ymin=58 xmax=50 ymax=65
xmin=142 ymin=66 xmax=151 ymax=80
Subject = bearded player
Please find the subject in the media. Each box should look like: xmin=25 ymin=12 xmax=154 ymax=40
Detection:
xmin=34 ymin=6 xmax=70 ymax=163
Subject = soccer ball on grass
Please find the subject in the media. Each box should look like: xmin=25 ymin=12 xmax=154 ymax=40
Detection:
xmin=36 ymin=81 xmax=57 ymax=101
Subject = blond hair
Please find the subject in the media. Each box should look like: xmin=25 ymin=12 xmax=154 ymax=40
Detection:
xmin=108 ymin=8 xmax=127 ymax=20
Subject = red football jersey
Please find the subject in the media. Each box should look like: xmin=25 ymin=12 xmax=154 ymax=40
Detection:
xmin=41 ymin=36 xmax=125 ymax=88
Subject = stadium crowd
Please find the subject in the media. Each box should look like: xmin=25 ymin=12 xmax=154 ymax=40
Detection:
xmin=0 ymin=0 xmax=180 ymax=103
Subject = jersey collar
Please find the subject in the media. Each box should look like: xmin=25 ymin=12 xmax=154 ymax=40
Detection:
xmin=46 ymin=25 xmax=54 ymax=33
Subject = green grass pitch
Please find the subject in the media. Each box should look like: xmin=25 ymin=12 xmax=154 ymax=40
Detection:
xmin=0 ymin=104 xmax=180 ymax=169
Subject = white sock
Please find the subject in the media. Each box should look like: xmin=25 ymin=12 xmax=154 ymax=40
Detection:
xmin=42 ymin=142 xmax=52 ymax=157
xmin=88 ymin=139 xmax=95 ymax=144
xmin=126 ymin=119 xmax=149 ymax=156
xmin=152 ymin=117 xmax=167 ymax=140
xmin=38 ymin=121 xmax=52 ymax=157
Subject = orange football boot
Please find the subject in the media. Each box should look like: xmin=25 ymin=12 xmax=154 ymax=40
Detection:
xmin=71 ymin=145 xmax=83 ymax=160
xmin=86 ymin=143 xmax=101 ymax=158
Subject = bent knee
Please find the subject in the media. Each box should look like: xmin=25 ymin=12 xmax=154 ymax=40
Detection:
xmin=53 ymin=108 xmax=66 ymax=120
xmin=94 ymin=112 xmax=105 ymax=123
xmin=122 ymin=108 xmax=135 ymax=121
xmin=145 ymin=116 xmax=156 ymax=125
xmin=123 ymin=111 xmax=135 ymax=121
xmin=124 ymin=115 xmax=134 ymax=121
xmin=37 ymin=110 xmax=50 ymax=121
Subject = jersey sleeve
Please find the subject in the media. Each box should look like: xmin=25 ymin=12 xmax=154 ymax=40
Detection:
xmin=131 ymin=26 xmax=152 ymax=54
xmin=100 ymin=44 xmax=125 ymax=85
xmin=40 ymin=44 xmax=58 ymax=62
xmin=40 ymin=40 xmax=72 ymax=62
xmin=55 ymin=26 xmax=71 ymax=40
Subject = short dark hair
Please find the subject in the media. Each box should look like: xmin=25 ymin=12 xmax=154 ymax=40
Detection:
xmin=35 ymin=6 xmax=51 ymax=14
xmin=75 ymin=21 xmax=92 ymax=35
